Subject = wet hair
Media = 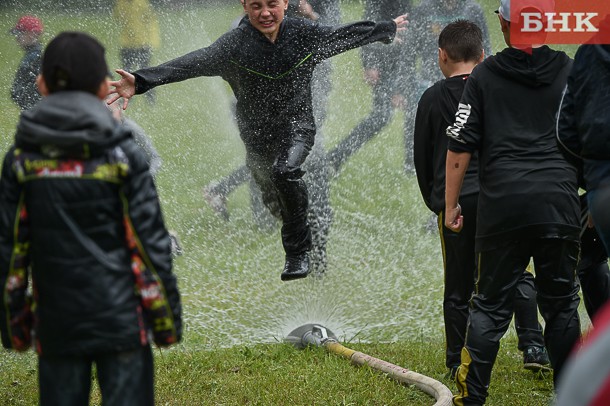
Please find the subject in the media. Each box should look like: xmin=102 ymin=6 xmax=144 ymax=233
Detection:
xmin=438 ymin=19 xmax=483 ymax=63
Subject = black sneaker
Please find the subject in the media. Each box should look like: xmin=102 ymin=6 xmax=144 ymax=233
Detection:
xmin=523 ymin=346 xmax=551 ymax=372
xmin=280 ymin=253 xmax=311 ymax=281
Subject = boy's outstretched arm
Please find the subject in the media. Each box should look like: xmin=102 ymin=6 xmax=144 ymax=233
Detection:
xmin=107 ymin=69 xmax=136 ymax=110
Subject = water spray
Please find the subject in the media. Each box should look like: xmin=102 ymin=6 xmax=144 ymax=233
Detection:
xmin=285 ymin=324 xmax=453 ymax=406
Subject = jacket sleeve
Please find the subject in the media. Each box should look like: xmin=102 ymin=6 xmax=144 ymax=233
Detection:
xmin=413 ymin=88 xmax=435 ymax=212
xmin=314 ymin=19 xmax=397 ymax=62
xmin=446 ymin=70 xmax=482 ymax=154
xmin=121 ymin=141 xmax=182 ymax=345
xmin=0 ymin=147 xmax=32 ymax=351
xmin=133 ymin=31 xmax=234 ymax=94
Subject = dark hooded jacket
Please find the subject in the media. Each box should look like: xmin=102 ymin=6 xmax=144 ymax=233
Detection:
xmin=133 ymin=16 xmax=397 ymax=151
xmin=446 ymin=46 xmax=580 ymax=250
xmin=414 ymin=74 xmax=479 ymax=214
xmin=557 ymin=44 xmax=610 ymax=191
xmin=0 ymin=91 xmax=182 ymax=356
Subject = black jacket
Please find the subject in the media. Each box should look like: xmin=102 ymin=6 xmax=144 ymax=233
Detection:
xmin=11 ymin=43 xmax=42 ymax=111
xmin=557 ymin=44 xmax=610 ymax=191
xmin=414 ymin=74 xmax=479 ymax=214
xmin=447 ymin=46 xmax=580 ymax=250
xmin=133 ymin=16 xmax=397 ymax=151
xmin=0 ymin=92 xmax=182 ymax=356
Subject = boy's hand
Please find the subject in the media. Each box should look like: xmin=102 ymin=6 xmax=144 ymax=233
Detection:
xmin=445 ymin=204 xmax=463 ymax=232
xmin=393 ymin=14 xmax=409 ymax=33
xmin=107 ymin=69 xmax=136 ymax=110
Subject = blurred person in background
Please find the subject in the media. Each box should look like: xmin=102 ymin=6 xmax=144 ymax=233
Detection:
xmin=326 ymin=0 xmax=412 ymax=177
xmin=399 ymin=0 xmax=491 ymax=174
xmin=9 ymin=15 xmax=43 ymax=110
xmin=113 ymin=0 xmax=161 ymax=104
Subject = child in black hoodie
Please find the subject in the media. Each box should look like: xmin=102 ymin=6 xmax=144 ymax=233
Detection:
xmin=444 ymin=1 xmax=581 ymax=403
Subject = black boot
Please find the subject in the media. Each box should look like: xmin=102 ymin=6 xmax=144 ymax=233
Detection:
xmin=281 ymin=252 xmax=311 ymax=281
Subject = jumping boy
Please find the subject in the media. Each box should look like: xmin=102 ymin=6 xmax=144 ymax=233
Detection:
xmin=0 ymin=32 xmax=182 ymax=405
xmin=108 ymin=0 xmax=408 ymax=281
xmin=413 ymin=19 xmax=549 ymax=379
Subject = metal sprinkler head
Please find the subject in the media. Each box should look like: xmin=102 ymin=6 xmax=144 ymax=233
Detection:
xmin=285 ymin=323 xmax=338 ymax=349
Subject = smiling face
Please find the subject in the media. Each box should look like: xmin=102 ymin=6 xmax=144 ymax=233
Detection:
xmin=242 ymin=0 xmax=289 ymax=42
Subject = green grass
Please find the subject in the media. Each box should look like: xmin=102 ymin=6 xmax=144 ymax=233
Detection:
xmin=0 ymin=1 xmax=583 ymax=405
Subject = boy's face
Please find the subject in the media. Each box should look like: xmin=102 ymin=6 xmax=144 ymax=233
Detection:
xmin=14 ymin=31 xmax=40 ymax=49
xmin=242 ymin=0 xmax=288 ymax=42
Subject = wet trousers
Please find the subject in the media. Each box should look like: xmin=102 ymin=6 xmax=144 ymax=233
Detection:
xmin=454 ymin=237 xmax=581 ymax=406
xmin=246 ymin=134 xmax=314 ymax=258
xmin=38 ymin=345 xmax=153 ymax=406
xmin=578 ymin=222 xmax=610 ymax=321
xmin=438 ymin=194 xmax=544 ymax=369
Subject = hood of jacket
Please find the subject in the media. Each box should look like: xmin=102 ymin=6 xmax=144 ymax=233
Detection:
xmin=486 ymin=46 xmax=571 ymax=87
xmin=15 ymin=91 xmax=129 ymax=158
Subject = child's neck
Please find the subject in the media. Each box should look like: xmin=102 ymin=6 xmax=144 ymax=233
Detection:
xmin=446 ymin=61 xmax=478 ymax=78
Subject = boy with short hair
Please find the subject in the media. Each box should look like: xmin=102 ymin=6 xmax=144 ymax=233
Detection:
xmin=109 ymin=0 xmax=408 ymax=281
xmin=0 ymin=31 xmax=182 ymax=405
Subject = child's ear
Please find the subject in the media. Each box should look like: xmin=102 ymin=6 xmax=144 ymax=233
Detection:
xmin=438 ymin=48 xmax=448 ymax=64
xmin=36 ymin=74 xmax=49 ymax=96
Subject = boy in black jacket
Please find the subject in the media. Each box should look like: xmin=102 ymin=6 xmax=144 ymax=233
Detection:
xmin=445 ymin=1 xmax=581 ymax=403
xmin=414 ymin=19 xmax=548 ymax=380
xmin=108 ymin=0 xmax=408 ymax=281
xmin=0 ymin=32 xmax=182 ymax=406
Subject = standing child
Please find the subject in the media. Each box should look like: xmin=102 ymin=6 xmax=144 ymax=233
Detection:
xmin=0 ymin=32 xmax=182 ymax=405
xmin=9 ymin=15 xmax=44 ymax=110
xmin=109 ymin=0 xmax=408 ymax=281
xmin=444 ymin=0 xmax=581 ymax=402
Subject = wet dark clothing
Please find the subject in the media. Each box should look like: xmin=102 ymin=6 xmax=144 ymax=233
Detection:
xmin=327 ymin=0 xmax=411 ymax=173
xmin=557 ymin=44 xmax=610 ymax=254
xmin=11 ymin=43 xmax=42 ymax=110
xmin=447 ymin=46 xmax=580 ymax=251
xmin=39 ymin=345 xmax=154 ymax=406
xmin=0 ymin=91 xmax=182 ymax=357
xmin=447 ymin=46 xmax=581 ymax=404
xmin=414 ymin=74 xmax=478 ymax=215
xmin=133 ymin=16 xmax=397 ymax=256
xmin=415 ymin=75 xmax=543 ymax=369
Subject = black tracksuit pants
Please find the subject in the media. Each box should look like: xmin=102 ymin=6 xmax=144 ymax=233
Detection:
xmin=246 ymin=132 xmax=314 ymax=258
xmin=439 ymin=193 xmax=544 ymax=369
xmin=454 ymin=237 xmax=581 ymax=405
